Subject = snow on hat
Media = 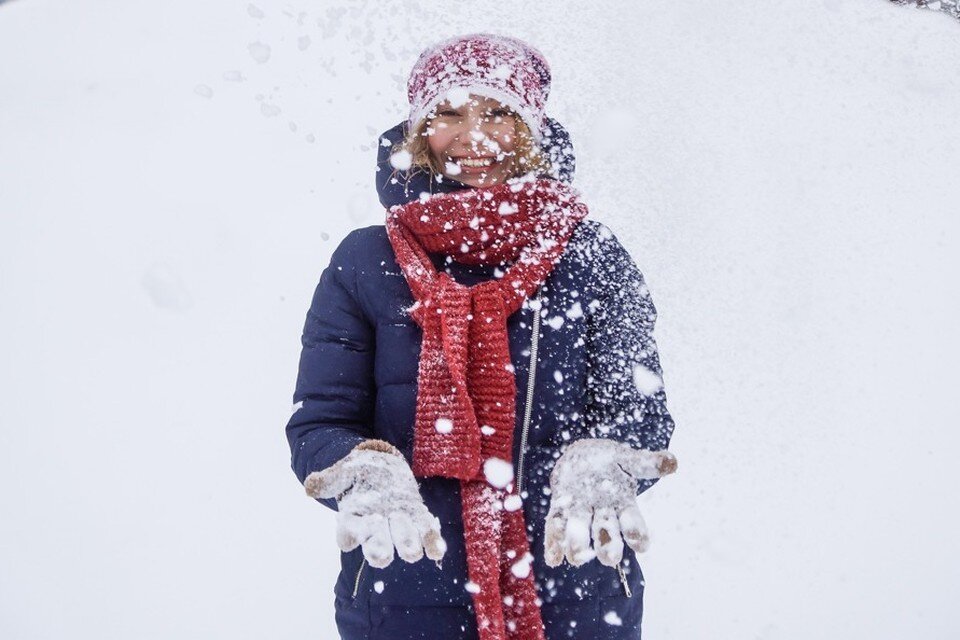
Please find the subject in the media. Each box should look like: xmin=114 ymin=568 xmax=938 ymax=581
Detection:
xmin=406 ymin=33 xmax=551 ymax=142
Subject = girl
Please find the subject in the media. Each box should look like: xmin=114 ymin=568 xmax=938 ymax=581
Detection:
xmin=286 ymin=33 xmax=678 ymax=640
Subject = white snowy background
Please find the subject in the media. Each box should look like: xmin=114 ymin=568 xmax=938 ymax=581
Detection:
xmin=2 ymin=1 xmax=958 ymax=638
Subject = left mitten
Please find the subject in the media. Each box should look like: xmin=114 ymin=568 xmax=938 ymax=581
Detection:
xmin=304 ymin=440 xmax=447 ymax=568
xmin=544 ymin=438 xmax=677 ymax=568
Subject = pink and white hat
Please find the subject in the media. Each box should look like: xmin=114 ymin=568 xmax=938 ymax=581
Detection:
xmin=406 ymin=33 xmax=552 ymax=142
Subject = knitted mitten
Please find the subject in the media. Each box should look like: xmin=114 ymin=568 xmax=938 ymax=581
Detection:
xmin=304 ymin=440 xmax=447 ymax=568
xmin=544 ymin=438 xmax=677 ymax=567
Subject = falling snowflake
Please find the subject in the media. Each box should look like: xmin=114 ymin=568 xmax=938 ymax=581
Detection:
xmin=260 ymin=103 xmax=281 ymax=117
xmin=503 ymin=494 xmax=523 ymax=512
xmin=247 ymin=41 xmax=271 ymax=64
xmin=632 ymin=364 xmax=664 ymax=396
xmin=445 ymin=86 xmax=471 ymax=108
xmin=510 ymin=552 xmax=533 ymax=579
xmin=483 ymin=458 xmax=513 ymax=489
xmin=565 ymin=302 xmax=583 ymax=320
xmin=390 ymin=150 xmax=413 ymax=171
xmin=603 ymin=610 xmax=623 ymax=626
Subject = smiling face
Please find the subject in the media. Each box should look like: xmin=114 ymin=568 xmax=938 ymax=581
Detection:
xmin=425 ymin=93 xmax=521 ymax=188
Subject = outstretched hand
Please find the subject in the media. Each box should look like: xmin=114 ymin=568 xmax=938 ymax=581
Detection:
xmin=544 ymin=438 xmax=677 ymax=568
xmin=305 ymin=440 xmax=447 ymax=568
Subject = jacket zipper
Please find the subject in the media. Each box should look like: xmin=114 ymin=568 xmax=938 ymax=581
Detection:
xmin=515 ymin=292 xmax=542 ymax=494
xmin=352 ymin=558 xmax=366 ymax=598
xmin=617 ymin=563 xmax=633 ymax=597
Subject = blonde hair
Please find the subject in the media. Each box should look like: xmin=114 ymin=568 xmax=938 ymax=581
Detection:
xmin=389 ymin=107 xmax=551 ymax=186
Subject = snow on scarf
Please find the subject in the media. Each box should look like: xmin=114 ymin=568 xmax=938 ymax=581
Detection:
xmin=385 ymin=177 xmax=589 ymax=640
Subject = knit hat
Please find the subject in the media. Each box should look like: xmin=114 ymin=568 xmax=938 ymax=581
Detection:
xmin=406 ymin=33 xmax=552 ymax=142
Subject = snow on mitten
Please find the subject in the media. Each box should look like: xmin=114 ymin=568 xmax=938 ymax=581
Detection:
xmin=304 ymin=440 xmax=447 ymax=568
xmin=544 ymin=438 xmax=677 ymax=568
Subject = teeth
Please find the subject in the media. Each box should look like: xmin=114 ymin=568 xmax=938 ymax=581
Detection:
xmin=458 ymin=157 xmax=494 ymax=167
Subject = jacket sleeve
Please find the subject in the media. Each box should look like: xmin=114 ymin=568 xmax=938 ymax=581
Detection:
xmin=583 ymin=223 xmax=676 ymax=496
xmin=285 ymin=229 xmax=376 ymax=510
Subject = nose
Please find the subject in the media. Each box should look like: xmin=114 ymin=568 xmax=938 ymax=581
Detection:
xmin=452 ymin=115 xmax=492 ymax=147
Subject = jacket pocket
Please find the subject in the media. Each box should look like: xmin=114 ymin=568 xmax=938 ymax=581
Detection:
xmin=334 ymin=594 xmax=373 ymax=640
xmin=370 ymin=604 xmax=477 ymax=640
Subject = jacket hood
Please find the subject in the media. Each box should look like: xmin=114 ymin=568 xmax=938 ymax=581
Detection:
xmin=374 ymin=117 xmax=577 ymax=209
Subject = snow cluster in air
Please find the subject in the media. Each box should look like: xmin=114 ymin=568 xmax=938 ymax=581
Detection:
xmin=247 ymin=41 xmax=271 ymax=64
xmin=141 ymin=263 xmax=192 ymax=311
xmin=389 ymin=150 xmax=413 ymax=171
xmin=503 ymin=494 xmax=523 ymax=512
xmin=510 ymin=552 xmax=534 ymax=579
xmin=390 ymin=150 xmax=412 ymax=171
xmin=632 ymin=364 xmax=664 ymax=396
xmin=483 ymin=458 xmax=514 ymax=489
xmin=260 ymin=103 xmax=281 ymax=117
xmin=445 ymin=86 xmax=471 ymax=108
xmin=603 ymin=610 xmax=623 ymax=626
xmin=545 ymin=316 xmax=564 ymax=330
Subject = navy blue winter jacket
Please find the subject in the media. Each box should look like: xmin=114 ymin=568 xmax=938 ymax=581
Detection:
xmin=286 ymin=121 xmax=676 ymax=639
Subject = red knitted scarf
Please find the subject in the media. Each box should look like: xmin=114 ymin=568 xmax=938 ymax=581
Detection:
xmin=385 ymin=178 xmax=588 ymax=640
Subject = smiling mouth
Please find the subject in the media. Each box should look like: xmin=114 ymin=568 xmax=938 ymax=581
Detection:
xmin=451 ymin=156 xmax=496 ymax=168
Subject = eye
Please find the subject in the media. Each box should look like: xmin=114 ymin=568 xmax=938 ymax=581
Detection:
xmin=435 ymin=109 xmax=460 ymax=117
xmin=485 ymin=109 xmax=512 ymax=119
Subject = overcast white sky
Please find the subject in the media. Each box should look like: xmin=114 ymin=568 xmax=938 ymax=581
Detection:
xmin=2 ymin=1 xmax=958 ymax=638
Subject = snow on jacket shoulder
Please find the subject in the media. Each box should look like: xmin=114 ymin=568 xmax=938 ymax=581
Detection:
xmin=567 ymin=221 xmax=676 ymax=495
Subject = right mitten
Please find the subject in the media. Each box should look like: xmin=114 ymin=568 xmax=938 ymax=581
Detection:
xmin=304 ymin=439 xmax=447 ymax=568
xmin=544 ymin=438 xmax=677 ymax=568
